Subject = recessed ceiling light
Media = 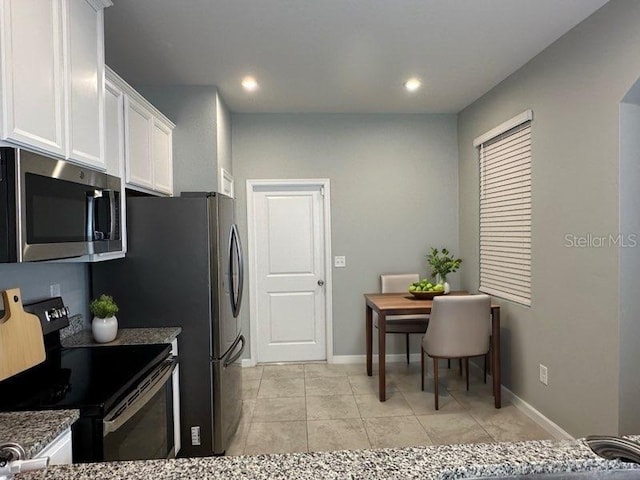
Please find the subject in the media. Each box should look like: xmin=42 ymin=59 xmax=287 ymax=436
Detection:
xmin=404 ymin=78 xmax=422 ymax=92
xmin=241 ymin=76 xmax=258 ymax=92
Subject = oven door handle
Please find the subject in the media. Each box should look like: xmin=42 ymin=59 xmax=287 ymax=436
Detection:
xmin=103 ymin=359 xmax=176 ymax=435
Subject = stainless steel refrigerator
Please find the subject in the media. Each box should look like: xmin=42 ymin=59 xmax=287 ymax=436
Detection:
xmin=91 ymin=192 xmax=245 ymax=457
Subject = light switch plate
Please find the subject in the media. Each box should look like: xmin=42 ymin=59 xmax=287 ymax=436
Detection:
xmin=334 ymin=256 xmax=346 ymax=268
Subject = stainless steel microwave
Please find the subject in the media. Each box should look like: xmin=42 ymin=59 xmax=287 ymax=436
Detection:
xmin=0 ymin=147 xmax=122 ymax=262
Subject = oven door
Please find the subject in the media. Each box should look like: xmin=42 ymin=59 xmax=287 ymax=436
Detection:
xmin=102 ymin=358 xmax=177 ymax=461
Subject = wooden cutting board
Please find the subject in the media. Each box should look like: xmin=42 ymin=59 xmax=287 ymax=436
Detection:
xmin=0 ymin=288 xmax=46 ymax=381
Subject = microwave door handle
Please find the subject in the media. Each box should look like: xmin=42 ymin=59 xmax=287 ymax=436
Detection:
xmin=86 ymin=193 xmax=95 ymax=240
xmin=103 ymin=360 xmax=175 ymax=435
xmin=108 ymin=190 xmax=117 ymax=240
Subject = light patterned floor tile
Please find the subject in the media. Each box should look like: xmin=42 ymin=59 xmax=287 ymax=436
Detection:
xmin=354 ymin=392 xmax=414 ymax=418
xmin=417 ymin=412 xmax=494 ymax=445
xmin=306 ymin=376 xmax=353 ymax=396
xmin=363 ymin=416 xmax=433 ymax=448
xmin=348 ymin=375 xmax=397 ymax=395
xmin=307 ymin=418 xmax=370 ymax=452
xmin=244 ymin=421 xmax=308 ymax=455
xmin=306 ymin=395 xmax=360 ymax=420
xmin=257 ymin=377 xmax=305 ymax=398
xmin=401 ymin=390 xmax=464 ymax=415
xmin=262 ymin=364 xmax=305 ymax=378
xmin=252 ymin=396 xmax=306 ymax=422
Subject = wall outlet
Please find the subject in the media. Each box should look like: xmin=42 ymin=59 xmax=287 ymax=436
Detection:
xmin=334 ymin=256 xmax=346 ymax=268
xmin=50 ymin=284 xmax=61 ymax=297
xmin=190 ymin=426 xmax=201 ymax=445
xmin=539 ymin=364 xmax=548 ymax=385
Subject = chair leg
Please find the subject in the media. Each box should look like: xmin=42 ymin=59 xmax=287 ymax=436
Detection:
xmin=447 ymin=359 xmax=451 ymax=369
xmin=465 ymin=358 xmax=470 ymax=391
xmin=483 ymin=354 xmax=488 ymax=384
xmin=433 ymin=357 xmax=440 ymax=410
xmin=406 ymin=334 xmax=410 ymax=365
xmin=421 ymin=347 xmax=425 ymax=391
xmin=459 ymin=359 xmax=463 ymax=376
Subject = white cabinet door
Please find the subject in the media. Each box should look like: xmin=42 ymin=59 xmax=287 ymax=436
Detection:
xmin=152 ymin=119 xmax=173 ymax=195
xmin=104 ymin=78 xmax=124 ymax=177
xmin=65 ymin=0 xmax=105 ymax=168
xmin=0 ymin=0 xmax=66 ymax=156
xmin=125 ymin=96 xmax=154 ymax=189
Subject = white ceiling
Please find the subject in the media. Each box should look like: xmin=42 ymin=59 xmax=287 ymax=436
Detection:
xmin=104 ymin=0 xmax=608 ymax=114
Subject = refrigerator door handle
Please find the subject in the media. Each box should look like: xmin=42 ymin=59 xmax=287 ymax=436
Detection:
xmin=223 ymin=334 xmax=245 ymax=368
xmin=229 ymin=224 xmax=244 ymax=318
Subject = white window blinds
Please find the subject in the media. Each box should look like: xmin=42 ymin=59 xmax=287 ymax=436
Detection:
xmin=477 ymin=111 xmax=532 ymax=306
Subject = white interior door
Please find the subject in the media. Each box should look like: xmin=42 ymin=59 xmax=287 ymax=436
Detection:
xmin=253 ymin=185 xmax=326 ymax=362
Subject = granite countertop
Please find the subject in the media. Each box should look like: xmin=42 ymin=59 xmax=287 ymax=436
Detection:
xmin=14 ymin=437 xmax=640 ymax=480
xmin=62 ymin=327 xmax=182 ymax=348
xmin=0 ymin=410 xmax=79 ymax=460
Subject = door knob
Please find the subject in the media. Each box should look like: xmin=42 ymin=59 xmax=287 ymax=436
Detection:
xmin=317 ymin=280 xmax=325 ymax=286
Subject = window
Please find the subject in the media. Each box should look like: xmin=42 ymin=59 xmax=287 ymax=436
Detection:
xmin=474 ymin=110 xmax=532 ymax=306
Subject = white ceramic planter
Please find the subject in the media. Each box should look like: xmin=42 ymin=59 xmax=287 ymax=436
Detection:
xmin=92 ymin=316 xmax=118 ymax=343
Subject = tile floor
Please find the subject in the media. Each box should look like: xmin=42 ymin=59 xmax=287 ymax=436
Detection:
xmin=227 ymin=361 xmax=554 ymax=455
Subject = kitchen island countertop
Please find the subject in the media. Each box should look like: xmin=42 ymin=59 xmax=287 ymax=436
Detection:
xmin=0 ymin=410 xmax=79 ymax=460
xmin=14 ymin=436 xmax=640 ymax=479
xmin=61 ymin=327 xmax=181 ymax=348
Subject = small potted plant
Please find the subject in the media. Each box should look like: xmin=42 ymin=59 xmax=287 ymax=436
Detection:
xmin=90 ymin=294 xmax=119 ymax=343
xmin=426 ymin=247 xmax=462 ymax=294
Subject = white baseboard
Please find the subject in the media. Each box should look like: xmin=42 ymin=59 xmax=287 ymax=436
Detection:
xmin=501 ymin=385 xmax=574 ymax=440
xmin=241 ymin=358 xmax=256 ymax=368
xmin=465 ymin=361 xmax=574 ymax=441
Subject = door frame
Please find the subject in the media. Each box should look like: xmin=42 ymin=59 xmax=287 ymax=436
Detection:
xmin=246 ymin=178 xmax=333 ymax=365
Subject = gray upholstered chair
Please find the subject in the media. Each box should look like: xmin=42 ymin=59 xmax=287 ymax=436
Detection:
xmin=378 ymin=273 xmax=430 ymax=364
xmin=421 ymin=294 xmax=491 ymax=409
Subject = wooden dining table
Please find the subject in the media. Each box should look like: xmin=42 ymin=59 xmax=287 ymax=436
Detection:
xmin=364 ymin=292 xmax=502 ymax=407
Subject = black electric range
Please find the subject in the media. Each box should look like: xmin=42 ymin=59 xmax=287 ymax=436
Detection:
xmin=0 ymin=297 xmax=176 ymax=462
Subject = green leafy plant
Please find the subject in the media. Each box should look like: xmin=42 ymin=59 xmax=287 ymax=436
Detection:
xmin=426 ymin=247 xmax=462 ymax=281
xmin=89 ymin=294 xmax=119 ymax=319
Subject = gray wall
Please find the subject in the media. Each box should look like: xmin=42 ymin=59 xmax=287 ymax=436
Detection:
xmin=457 ymin=1 xmax=640 ymax=437
xmin=140 ymin=86 xmax=219 ymax=194
xmin=619 ymin=94 xmax=640 ymax=434
xmin=232 ymin=113 xmax=459 ymax=358
xmin=0 ymin=264 xmax=88 ymax=321
xmin=216 ymin=92 xmax=233 ymax=188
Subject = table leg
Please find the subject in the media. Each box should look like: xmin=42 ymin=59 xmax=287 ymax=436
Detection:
xmin=366 ymin=305 xmax=373 ymax=376
xmin=378 ymin=312 xmax=386 ymax=402
xmin=492 ymin=307 xmax=501 ymax=408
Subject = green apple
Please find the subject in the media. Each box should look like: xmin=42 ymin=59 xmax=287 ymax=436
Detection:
xmin=434 ymin=284 xmax=444 ymax=292
xmin=409 ymin=285 xmax=416 ymax=292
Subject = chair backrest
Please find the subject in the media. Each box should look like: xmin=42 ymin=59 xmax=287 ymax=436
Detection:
xmin=423 ymin=294 xmax=491 ymax=358
xmin=381 ymin=273 xmax=420 ymax=294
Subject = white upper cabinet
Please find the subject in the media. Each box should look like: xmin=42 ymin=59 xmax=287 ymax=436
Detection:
xmin=152 ymin=118 xmax=173 ymax=195
xmin=107 ymin=67 xmax=175 ymax=196
xmin=124 ymin=95 xmax=154 ymax=190
xmin=0 ymin=0 xmax=66 ymax=155
xmin=65 ymin=0 xmax=106 ymax=168
xmin=0 ymin=0 xmax=110 ymax=168
xmin=104 ymin=78 xmax=124 ymax=177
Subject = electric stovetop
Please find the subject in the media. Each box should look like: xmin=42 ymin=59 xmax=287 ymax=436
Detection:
xmin=0 ymin=343 xmax=170 ymax=416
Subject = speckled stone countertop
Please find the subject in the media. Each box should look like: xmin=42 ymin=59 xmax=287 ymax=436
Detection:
xmin=14 ymin=437 xmax=640 ymax=479
xmin=0 ymin=410 xmax=79 ymax=460
xmin=61 ymin=327 xmax=181 ymax=348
